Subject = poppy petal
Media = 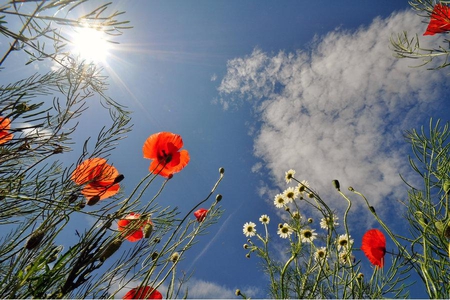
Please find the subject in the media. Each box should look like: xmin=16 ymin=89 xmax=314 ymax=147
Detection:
xmin=123 ymin=286 xmax=162 ymax=299
xmin=424 ymin=4 xmax=450 ymax=35
xmin=0 ymin=117 xmax=13 ymax=145
xmin=361 ymin=229 xmax=386 ymax=268
xmin=143 ymin=132 xmax=183 ymax=160
xmin=194 ymin=208 xmax=208 ymax=222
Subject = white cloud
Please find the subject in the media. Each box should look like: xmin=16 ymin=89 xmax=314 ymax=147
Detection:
xmin=217 ymin=10 xmax=446 ymax=221
xmin=182 ymin=278 xmax=260 ymax=299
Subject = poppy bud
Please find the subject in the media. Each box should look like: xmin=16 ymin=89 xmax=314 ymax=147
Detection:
xmin=219 ymin=167 xmax=225 ymax=174
xmin=151 ymin=252 xmax=159 ymax=261
xmin=370 ymin=206 xmax=376 ymax=213
xmin=332 ymin=180 xmax=340 ymax=191
xmin=87 ymin=195 xmax=100 ymax=206
xmin=67 ymin=193 xmax=78 ymax=204
xmin=308 ymin=193 xmax=314 ymax=198
xmin=15 ymin=102 xmax=30 ymax=113
xmin=99 ymin=239 xmax=122 ymax=262
xmin=113 ymin=174 xmax=125 ymax=184
xmin=215 ymin=194 xmax=222 ymax=202
xmin=53 ymin=145 xmax=63 ymax=154
xmin=154 ymin=237 xmax=161 ymax=243
xmin=25 ymin=230 xmax=45 ymax=250
xmin=144 ymin=221 xmax=153 ymax=238
xmin=77 ymin=202 xmax=86 ymax=210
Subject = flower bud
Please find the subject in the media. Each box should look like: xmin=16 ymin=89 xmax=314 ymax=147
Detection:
xmin=219 ymin=167 xmax=225 ymax=174
xmin=369 ymin=206 xmax=376 ymax=213
xmin=87 ymin=195 xmax=100 ymax=206
xmin=144 ymin=221 xmax=153 ymax=238
xmin=348 ymin=186 xmax=354 ymax=192
xmin=151 ymin=252 xmax=159 ymax=261
xmin=215 ymin=194 xmax=222 ymax=202
xmin=113 ymin=174 xmax=125 ymax=184
xmin=307 ymin=218 xmax=313 ymax=223
xmin=99 ymin=239 xmax=122 ymax=262
xmin=308 ymin=193 xmax=314 ymax=198
xmin=235 ymin=289 xmax=242 ymax=296
xmin=25 ymin=230 xmax=45 ymax=250
xmin=170 ymin=252 xmax=180 ymax=263
xmin=332 ymin=179 xmax=340 ymax=191
xmin=243 ymin=244 xmax=249 ymax=249
xmin=444 ymin=181 xmax=450 ymax=195
xmin=67 ymin=193 xmax=78 ymax=204
xmin=245 ymin=253 xmax=250 ymax=258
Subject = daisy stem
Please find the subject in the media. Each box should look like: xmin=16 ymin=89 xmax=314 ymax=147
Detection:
xmin=280 ymin=254 xmax=296 ymax=299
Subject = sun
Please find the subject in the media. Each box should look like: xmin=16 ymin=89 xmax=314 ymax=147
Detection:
xmin=70 ymin=26 xmax=111 ymax=63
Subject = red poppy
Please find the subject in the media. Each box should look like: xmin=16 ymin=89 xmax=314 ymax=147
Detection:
xmin=424 ymin=4 xmax=450 ymax=35
xmin=143 ymin=132 xmax=190 ymax=178
xmin=123 ymin=286 xmax=162 ymax=299
xmin=71 ymin=158 xmax=120 ymax=201
xmin=118 ymin=213 xmax=151 ymax=242
xmin=194 ymin=208 xmax=208 ymax=222
xmin=361 ymin=229 xmax=386 ymax=268
xmin=0 ymin=117 xmax=13 ymax=145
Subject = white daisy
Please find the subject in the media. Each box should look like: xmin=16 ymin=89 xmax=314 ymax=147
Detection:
xmin=320 ymin=215 xmax=339 ymax=230
xmin=283 ymin=187 xmax=298 ymax=203
xmin=296 ymin=180 xmax=309 ymax=193
xmin=314 ymin=247 xmax=327 ymax=261
xmin=285 ymin=169 xmax=296 ymax=183
xmin=337 ymin=234 xmax=353 ymax=251
xmin=274 ymin=193 xmax=285 ymax=208
xmin=243 ymin=222 xmax=256 ymax=237
xmin=259 ymin=214 xmax=270 ymax=225
xmin=300 ymin=228 xmax=318 ymax=244
xmin=277 ymin=223 xmax=293 ymax=239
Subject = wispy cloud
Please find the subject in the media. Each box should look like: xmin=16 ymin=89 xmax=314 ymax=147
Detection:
xmin=217 ymin=10 xmax=446 ymax=220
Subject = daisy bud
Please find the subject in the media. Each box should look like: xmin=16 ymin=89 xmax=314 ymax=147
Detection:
xmin=113 ymin=174 xmax=125 ymax=184
xmin=87 ymin=195 xmax=100 ymax=206
xmin=308 ymin=193 xmax=314 ymax=198
xmin=99 ymin=239 xmax=122 ymax=262
xmin=25 ymin=230 xmax=45 ymax=250
xmin=292 ymin=211 xmax=301 ymax=219
xmin=151 ymin=252 xmax=159 ymax=261
xmin=357 ymin=273 xmax=364 ymax=280
xmin=235 ymin=289 xmax=242 ymax=296
xmin=348 ymin=186 xmax=354 ymax=191
xmin=308 ymin=218 xmax=313 ymax=223
xmin=144 ymin=221 xmax=153 ymax=238
xmin=219 ymin=167 xmax=225 ymax=174
xmin=245 ymin=253 xmax=250 ymax=258
xmin=285 ymin=207 xmax=290 ymax=212
xmin=170 ymin=252 xmax=180 ymax=263
xmin=154 ymin=237 xmax=161 ymax=243
xmin=332 ymin=179 xmax=340 ymax=191
xmin=243 ymin=244 xmax=249 ymax=249
xmin=444 ymin=181 xmax=450 ymax=195
xmin=216 ymin=194 xmax=222 ymax=202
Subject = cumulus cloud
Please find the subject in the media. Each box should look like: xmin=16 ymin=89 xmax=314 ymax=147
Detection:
xmin=217 ymin=10 xmax=446 ymax=220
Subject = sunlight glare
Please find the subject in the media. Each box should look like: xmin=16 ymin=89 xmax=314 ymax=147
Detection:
xmin=71 ymin=27 xmax=111 ymax=63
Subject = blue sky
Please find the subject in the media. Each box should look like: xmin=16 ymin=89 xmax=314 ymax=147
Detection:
xmin=2 ymin=0 xmax=450 ymax=298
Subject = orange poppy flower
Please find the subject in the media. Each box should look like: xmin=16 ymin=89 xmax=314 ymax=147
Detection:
xmin=117 ymin=213 xmax=151 ymax=242
xmin=143 ymin=132 xmax=190 ymax=178
xmin=194 ymin=208 xmax=208 ymax=222
xmin=424 ymin=4 xmax=450 ymax=35
xmin=123 ymin=286 xmax=162 ymax=299
xmin=71 ymin=158 xmax=121 ymax=201
xmin=361 ymin=229 xmax=386 ymax=268
xmin=0 ymin=117 xmax=13 ymax=145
